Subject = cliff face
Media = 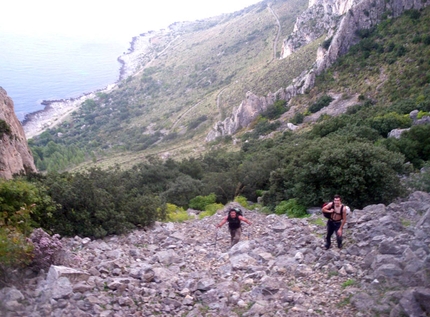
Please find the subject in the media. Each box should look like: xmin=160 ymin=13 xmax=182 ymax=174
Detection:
xmin=0 ymin=87 xmax=37 ymax=179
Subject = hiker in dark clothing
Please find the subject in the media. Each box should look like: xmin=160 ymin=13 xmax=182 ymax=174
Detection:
xmin=216 ymin=209 xmax=252 ymax=246
xmin=322 ymin=195 xmax=347 ymax=250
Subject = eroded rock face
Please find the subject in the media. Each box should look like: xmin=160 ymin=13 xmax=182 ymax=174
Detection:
xmin=0 ymin=87 xmax=37 ymax=179
xmin=207 ymin=0 xmax=429 ymax=142
xmin=317 ymin=0 xmax=429 ymax=72
xmin=206 ymin=71 xmax=315 ymax=142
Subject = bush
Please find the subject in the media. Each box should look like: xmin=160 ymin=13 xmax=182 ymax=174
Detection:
xmin=368 ymin=112 xmax=412 ymax=137
xmin=0 ymin=119 xmax=12 ymax=138
xmin=383 ymin=124 xmax=430 ymax=169
xmin=0 ymin=227 xmax=33 ymax=269
xmin=166 ymin=203 xmax=190 ymax=222
xmin=308 ymin=95 xmax=334 ymax=113
xmin=40 ymin=169 xmax=165 ymax=238
xmin=406 ymin=163 xmax=430 ymax=192
xmin=264 ymin=139 xmax=406 ymax=209
xmin=234 ymin=196 xmax=249 ymax=209
xmin=291 ymin=112 xmax=304 ymax=124
xmin=275 ymin=199 xmax=308 ymax=218
xmin=262 ymin=100 xmax=288 ymax=120
xmin=0 ymin=202 xmax=35 ymax=278
xmin=198 ymin=203 xmax=224 ymax=219
xmin=189 ymin=193 xmax=217 ymax=211
xmin=387 ymin=99 xmax=417 ymax=114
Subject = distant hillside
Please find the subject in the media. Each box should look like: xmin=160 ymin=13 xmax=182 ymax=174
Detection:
xmin=27 ymin=0 xmax=430 ymax=172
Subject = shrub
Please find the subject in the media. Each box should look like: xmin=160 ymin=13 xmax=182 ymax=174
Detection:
xmin=0 ymin=227 xmax=33 ymax=267
xmin=275 ymin=199 xmax=308 ymax=218
xmin=291 ymin=112 xmax=304 ymax=124
xmin=388 ymin=99 xmax=417 ymax=114
xmin=0 ymin=203 xmax=35 ymax=276
xmin=262 ymin=100 xmax=288 ymax=120
xmin=199 ymin=203 xmax=224 ymax=219
xmin=308 ymin=95 xmax=334 ymax=113
xmin=264 ymin=139 xmax=406 ymax=209
xmin=368 ymin=112 xmax=412 ymax=137
xmin=384 ymin=124 xmax=430 ymax=169
xmin=166 ymin=203 xmax=190 ymax=222
xmin=406 ymin=163 xmax=430 ymax=192
xmin=417 ymin=110 xmax=430 ymax=119
xmin=189 ymin=193 xmax=217 ymax=211
xmin=234 ymin=196 xmax=249 ymax=209
xmin=0 ymin=119 xmax=12 ymax=138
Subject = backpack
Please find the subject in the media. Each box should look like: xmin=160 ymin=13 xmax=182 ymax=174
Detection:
xmin=322 ymin=202 xmax=344 ymax=220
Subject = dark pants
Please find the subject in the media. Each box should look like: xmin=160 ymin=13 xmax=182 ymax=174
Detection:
xmin=229 ymin=227 xmax=242 ymax=246
xmin=326 ymin=220 xmax=342 ymax=249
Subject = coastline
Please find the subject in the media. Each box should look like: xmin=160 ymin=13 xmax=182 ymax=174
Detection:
xmin=22 ymin=31 xmax=158 ymax=140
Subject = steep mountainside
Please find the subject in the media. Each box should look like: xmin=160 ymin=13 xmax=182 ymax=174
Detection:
xmin=24 ymin=0 xmax=430 ymax=172
xmin=0 ymin=87 xmax=36 ymax=179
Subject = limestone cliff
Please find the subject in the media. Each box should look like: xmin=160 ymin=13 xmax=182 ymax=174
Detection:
xmin=0 ymin=87 xmax=37 ymax=179
xmin=206 ymin=0 xmax=429 ymax=142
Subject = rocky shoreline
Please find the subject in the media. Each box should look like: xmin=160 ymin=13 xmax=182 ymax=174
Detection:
xmin=21 ymin=31 xmax=159 ymax=140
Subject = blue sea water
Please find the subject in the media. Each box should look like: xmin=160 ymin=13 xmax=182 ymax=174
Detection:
xmin=0 ymin=32 xmax=131 ymax=121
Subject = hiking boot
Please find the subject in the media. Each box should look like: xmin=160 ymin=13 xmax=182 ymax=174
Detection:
xmin=324 ymin=244 xmax=330 ymax=250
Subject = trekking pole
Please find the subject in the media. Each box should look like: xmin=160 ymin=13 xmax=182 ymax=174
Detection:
xmin=214 ymin=228 xmax=218 ymax=248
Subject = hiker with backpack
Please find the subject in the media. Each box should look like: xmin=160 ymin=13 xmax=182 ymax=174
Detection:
xmin=216 ymin=208 xmax=252 ymax=247
xmin=322 ymin=195 xmax=347 ymax=250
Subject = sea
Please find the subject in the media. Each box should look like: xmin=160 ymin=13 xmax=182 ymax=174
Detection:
xmin=0 ymin=32 xmax=131 ymax=122
xmin=0 ymin=1 xmax=261 ymax=123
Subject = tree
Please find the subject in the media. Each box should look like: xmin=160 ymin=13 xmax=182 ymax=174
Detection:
xmin=263 ymin=139 xmax=406 ymax=209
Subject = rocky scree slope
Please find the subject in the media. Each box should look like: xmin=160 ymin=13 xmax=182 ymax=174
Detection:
xmin=1 ymin=191 xmax=430 ymax=317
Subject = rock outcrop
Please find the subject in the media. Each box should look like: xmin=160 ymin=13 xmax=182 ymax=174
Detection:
xmin=316 ymin=0 xmax=429 ymax=73
xmin=0 ymin=87 xmax=37 ymax=179
xmin=206 ymin=71 xmax=315 ymax=142
xmin=281 ymin=0 xmax=357 ymax=59
xmin=206 ymin=0 xmax=430 ymax=142
xmin=1 ymin=191 xmax=430 ymax=316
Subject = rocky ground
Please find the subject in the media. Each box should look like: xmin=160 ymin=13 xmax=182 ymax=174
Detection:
xmin=1 ymin=191 xmax=430 ymax=317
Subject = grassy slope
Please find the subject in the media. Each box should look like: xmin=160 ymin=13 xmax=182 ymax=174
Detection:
xmin=60 ymin=0 xmax=310 ymax=170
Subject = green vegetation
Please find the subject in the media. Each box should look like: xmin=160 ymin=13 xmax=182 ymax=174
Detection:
xmin=3 ymin=5 xmax=430 ymax=277
xmin=27 ymin=0 xmax=310 ymax=170
xmin=0 ymin=119 xmax=12 ymax=138
xmin=189 ymin=193 xmax=217 ymax=210
xmin=198 ymin=203 xmax=224 ymax=219
xmin=308 ymin=95 xmax=333 ymax=113
xmin=166 ymin=204 xmax=191 ymax=222
xmin=275 ymin=199 xmax=309 ymax=218
xmin=341 ymin=279 xmax=356 ymax=289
